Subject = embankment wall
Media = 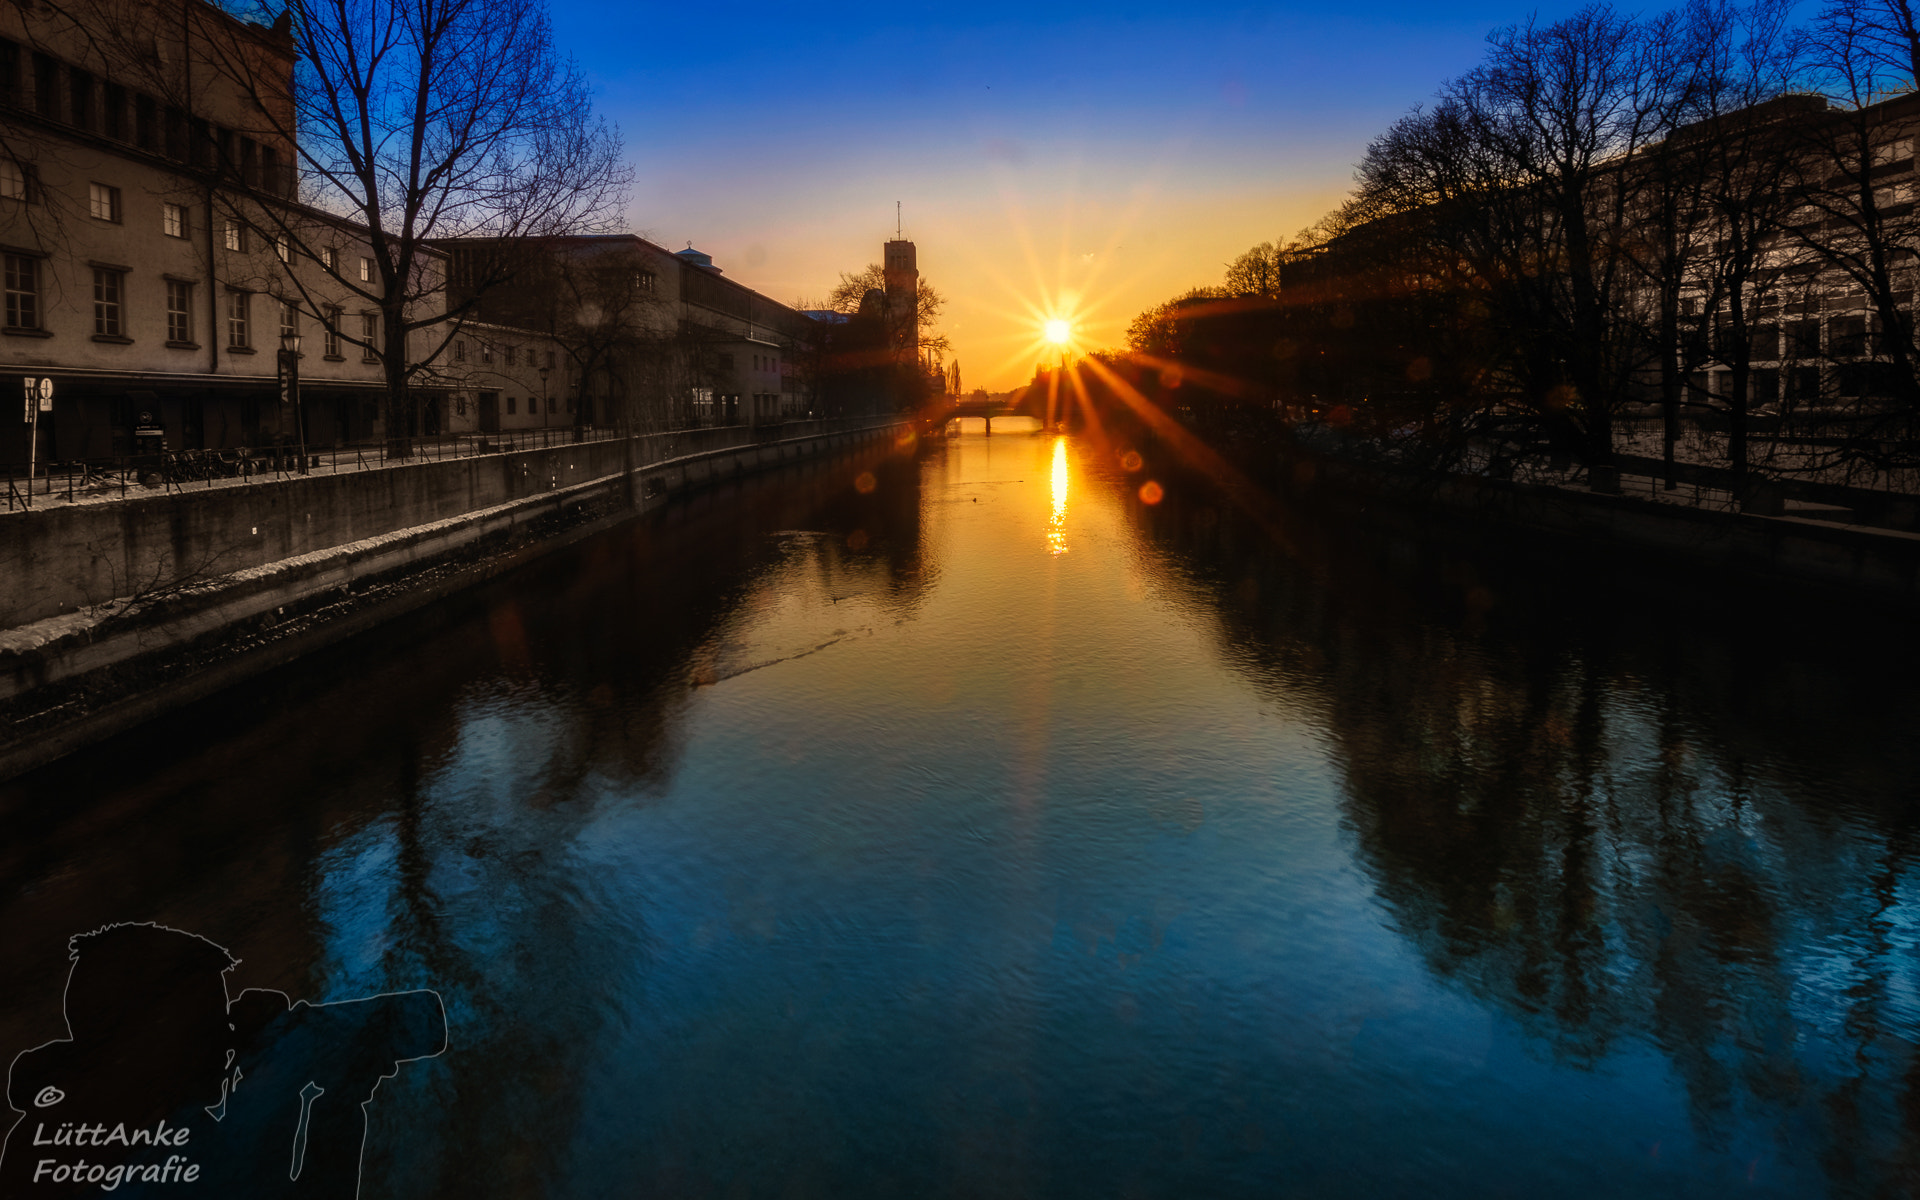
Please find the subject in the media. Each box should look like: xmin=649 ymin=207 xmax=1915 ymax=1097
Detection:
xmin=0 ymin=419 xmax=906 ymax=780
xmin=1297 ymin=452 xmax=1920 ymax=607
xmin=0 ymin=424 xmax=849 ymax=630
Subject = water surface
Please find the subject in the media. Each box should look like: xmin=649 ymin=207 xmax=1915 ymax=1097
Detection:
xmin=3 ymin=433 xmax=1918 ymax=1198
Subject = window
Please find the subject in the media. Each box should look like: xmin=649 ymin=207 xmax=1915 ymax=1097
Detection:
xmin=637 ymin=270 xmax=656 ymax=293
xmin=1870 ymin=138 xmax=1913 ymax=167
xmin=507 ymin=395 xmax=517 ymax=415
xmin=1788 ymin=365 xmax=1822 ymax=401
xmin=274 ymin=234 xmax=289 ymax=263
xmin=0 ymin=159 xmax=27 ymax=202
xmin=32 ymin=53 xmax=56 ymax=118
xmin=359 ymin=256 xmax=372 ymax=282
xmin=188 ymin=117 xmax=210 ymax=169
xmin=162 ymin=107 xmax=185 ymax=159
xmin=227 ymin=291 xmax=251 ymax=348
xmin=506 ymin=345 xmax=516 ymax=367
xmin=5 ymin=253 xmax=39 ymax=330
xmin=279 ymin=300 xmax=297 ymax=344
xmin=88 ymin=182 xmax=120 ymax=222
xmin=323 ymin=306 xmax=342 ymax=357
xmin=321 ymin=247 xmax=337 ymax=271
xmin=166 ymin=280 xmax=193 ymax=343
xmin=92 ymin=268 xmax=124 ymax=337
xmin=68 ymin=67 xmax=92 ymax=131
xmin=545 ymin=349 xmax=555 ymax=369
xmin=360 ymin=311 xmax=378 ymax=360
xmin=134 ymin=94 xmax=156 ymax=150
xmin=224 ymin=219 xmax=245 ymax=252
xmin=548 ymin=395 xmax=557 ymax=414
xmin=1830 ymin=315 xmax=1868 ymax=358
xmin=481 ymin=342 xmax=493 ymax=364
xmin=454 ymin=339 xmax=466 ymax=362
xmin=100 ymin=82 xmax=124 ymax=140
xmin=162 ymin=202 xmax=184 ymax=238
xmin=0 ymin=38 xmax=17 ymax=106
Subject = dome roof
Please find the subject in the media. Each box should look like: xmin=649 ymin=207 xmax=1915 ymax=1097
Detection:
xmin=675 ymin=244 xmax=717 ymax=270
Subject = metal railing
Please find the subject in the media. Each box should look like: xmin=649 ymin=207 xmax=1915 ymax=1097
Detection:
xmin=3 ymin=416 xmax=899 ymax=513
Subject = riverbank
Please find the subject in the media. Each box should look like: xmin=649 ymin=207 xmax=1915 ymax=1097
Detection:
xmin=1269 ymin=438 xmax=1920 ymax=610
xmin=0 ymin=417 xmax=909 ymax=781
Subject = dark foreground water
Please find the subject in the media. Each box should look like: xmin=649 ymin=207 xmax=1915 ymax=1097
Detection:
xmin=3 ymin=431 xmax=1920 ymax=1198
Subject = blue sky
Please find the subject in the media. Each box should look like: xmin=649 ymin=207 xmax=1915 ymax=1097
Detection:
xmin=554 ymin=0 xmax=1595 ymax=387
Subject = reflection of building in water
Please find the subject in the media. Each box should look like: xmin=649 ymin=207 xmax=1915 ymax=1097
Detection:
xmin=1117 ymin=469 xmax=1920 ymax=1194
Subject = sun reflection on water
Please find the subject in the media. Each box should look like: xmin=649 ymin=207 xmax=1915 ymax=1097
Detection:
xmin=1048 ymin=437 xmax=1069 ymax=556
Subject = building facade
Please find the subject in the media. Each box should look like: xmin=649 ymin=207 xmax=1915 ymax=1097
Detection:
xmin=0 ymin=0 xmax=443 ymax=467
xmin=441 ymin=233 xmax=824 ymax=432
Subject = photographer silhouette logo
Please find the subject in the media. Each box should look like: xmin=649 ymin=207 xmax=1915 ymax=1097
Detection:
xmin=0 ymin=923 xmax=445 ymax=1198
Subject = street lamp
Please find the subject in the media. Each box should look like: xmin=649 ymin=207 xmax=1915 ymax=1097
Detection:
xmin=279 ymin=330 xmax=305 ymax=473
xmin=538 ymin=364 xmax=551 ymax=429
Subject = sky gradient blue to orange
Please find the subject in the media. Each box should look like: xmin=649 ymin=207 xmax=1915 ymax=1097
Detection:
xmin=553 ymin=1 xmax=1593 ymax=389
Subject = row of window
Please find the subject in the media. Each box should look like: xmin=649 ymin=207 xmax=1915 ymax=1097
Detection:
xmin=451 ymin=340 xmax=556 ymax=369
xmin=1680 ymin=313 xmax=1901 ymax=360
xmin=2 ymin=251 xmax=381 ymax=358
xmin=452 ymin=394 xmax=575 ymax=417
xmin=0 ymin=37 xmax=295 ymax=196
xmin=4 ymin=167 xmax=377 ymax=285
xmin=715 ymin=352 xmax=787 ymax=374
xmin=1694 ymin=362 xmax=1905 ymax=401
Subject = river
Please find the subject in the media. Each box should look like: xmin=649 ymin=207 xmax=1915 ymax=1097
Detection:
xmin=3 ymin=429 xmax=1918 ymax=1198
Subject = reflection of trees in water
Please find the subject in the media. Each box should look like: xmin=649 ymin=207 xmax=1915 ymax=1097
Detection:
xmin=331 ymin=444 xmax=927 ymax=1194
xmin=0 ymin=442 xmax=919 ymax=1196
xmin=1120 ymin=472 xmax=1920 ymax=1188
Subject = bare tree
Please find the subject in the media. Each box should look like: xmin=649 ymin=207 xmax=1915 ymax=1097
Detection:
xmin=826 ymin=263 xmax=950 ymax=357
xmin=204 ymin=0 xmax=630 ymax=454
xmin=1447 ymin=4 xmax=1683 ymax=465
xmin=1783 ymin=0 xmax=1920 ymax=468
xmin=1672 ymin=0 xmax=1804 ymax=482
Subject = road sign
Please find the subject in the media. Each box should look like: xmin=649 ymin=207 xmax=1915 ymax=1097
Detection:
xmin=37 ymin=377 xmax=52 ymax=412
xmin=22 ymin=378 xmax=32 ymax=423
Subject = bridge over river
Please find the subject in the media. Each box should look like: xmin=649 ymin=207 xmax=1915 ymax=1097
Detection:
xmin=918 ymin=392 xmax=1044 ymax=435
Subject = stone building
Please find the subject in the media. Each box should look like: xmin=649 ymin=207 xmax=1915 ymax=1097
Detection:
xmin=440 ymin=234 xmax=820 ymax=431
xmin=0 ymin=0 xmax=437 ymax=467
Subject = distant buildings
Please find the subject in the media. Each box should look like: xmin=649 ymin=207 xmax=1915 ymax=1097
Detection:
xmin=438 ymin=235 xmax=820 ymax=433
xmin=0 ymin=0 xmax=908 ymax=472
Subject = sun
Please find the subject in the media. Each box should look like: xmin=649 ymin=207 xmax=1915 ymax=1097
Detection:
xmin=1044 ymin=319 xmax=1071 ymax=346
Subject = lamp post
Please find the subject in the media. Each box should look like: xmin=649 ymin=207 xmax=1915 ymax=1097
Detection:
xmin=538 ymin=364 xmax=551 ymax=429
xmin=279 ymin=331 xmax=305 ymax=474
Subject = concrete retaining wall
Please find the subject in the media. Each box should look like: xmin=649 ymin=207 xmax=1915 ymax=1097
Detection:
xmin=0 ymin=421 xmax=881 ymax=630
xmin=0 ymin=419 xmax=905 ymax=779
xmin=1303 ymin=452 xmax=1920 ymax=606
